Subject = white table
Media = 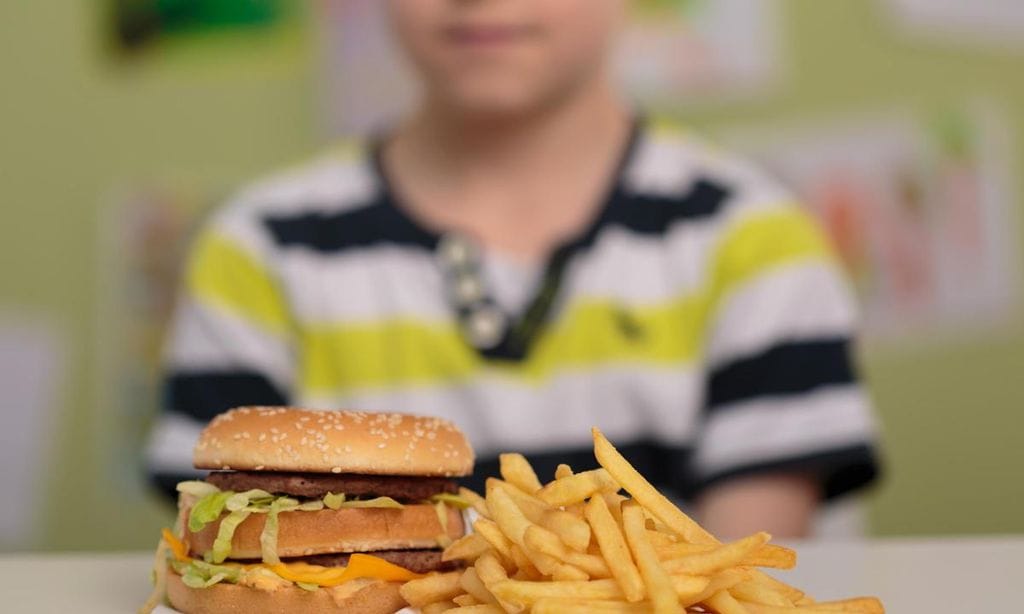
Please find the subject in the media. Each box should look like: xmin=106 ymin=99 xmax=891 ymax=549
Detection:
xmin=0 ymin=537 xmax=1020 ymax=612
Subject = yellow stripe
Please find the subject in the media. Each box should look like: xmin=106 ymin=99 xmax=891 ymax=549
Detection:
xmin=187 ymin=231 xmax=291 ymax=334
xmin=299 ymin=207 xmax=835 ymax=393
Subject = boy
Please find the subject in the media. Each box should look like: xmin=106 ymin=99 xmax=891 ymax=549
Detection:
xmin=147 ymin=0 xmax=879 ymax=538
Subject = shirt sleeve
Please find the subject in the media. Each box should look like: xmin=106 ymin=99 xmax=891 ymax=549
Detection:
xmin=687 ymin=201 xmax=881 ymax=501
xmin=145 ymin=204 xmax=295 ymax=497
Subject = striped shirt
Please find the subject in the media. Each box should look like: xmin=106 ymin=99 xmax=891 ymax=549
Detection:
xmin=146 ymin=119 xmax=880 ymax=500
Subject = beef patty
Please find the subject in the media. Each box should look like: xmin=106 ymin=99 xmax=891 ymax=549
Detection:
xmin=205 ymin=471 xmax=458 ymax=501
xmin=289 ymin=549 xmax=460 ymax=574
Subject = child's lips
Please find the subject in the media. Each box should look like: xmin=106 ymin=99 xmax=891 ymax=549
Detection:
xmin=443 ymin=23 xmax=539 ymax=47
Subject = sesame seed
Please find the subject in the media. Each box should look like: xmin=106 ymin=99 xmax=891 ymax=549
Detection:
xmin=377 ymin=443 xmax=386 ymax=449
xmin=254 ymin=465 xmax=265 ymax=470
xmin=331 ymin=467 xmax=342 ymax=473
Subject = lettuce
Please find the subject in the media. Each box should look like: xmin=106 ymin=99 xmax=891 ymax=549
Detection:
xmin=336 ymin=496 xmax=404 ymax=509
xmin=188 ymin=491 xmax=234 ymax=533
xmin=260 ymin=498 xmax=284 ymax=565
xmin=171 ymin=559 xmax=243 ymax=589
xmin=429 ymin=493 xmax=472 ymax=509
xmin=176 ymin=480 xmax=220 ymax=498
xmin=210 ymin=510 xmax=251 ymax=563
xmin=323 ymin=492 xmax=346 ymax=510
xmin=226 ymin=489 xmax=274 ymax=512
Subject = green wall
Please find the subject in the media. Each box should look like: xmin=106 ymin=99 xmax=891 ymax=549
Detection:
xmin=1 ymin=0 xmax=1020 ymax=550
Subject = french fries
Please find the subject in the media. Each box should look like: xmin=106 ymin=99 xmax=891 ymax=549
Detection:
xmin=414 ymin=427 xmax=884 ymax=613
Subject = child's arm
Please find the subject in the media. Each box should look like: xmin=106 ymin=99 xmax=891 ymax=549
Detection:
xmin=694 ymin=472 xmax=819 ymax=539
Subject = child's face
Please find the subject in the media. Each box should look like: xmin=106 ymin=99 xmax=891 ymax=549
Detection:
xmin=387 ymin=0 xmax=625 ymax=116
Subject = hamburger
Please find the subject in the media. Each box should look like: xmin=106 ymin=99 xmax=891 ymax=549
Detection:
xmin=143 ymin=407 xmax=475 ymax=614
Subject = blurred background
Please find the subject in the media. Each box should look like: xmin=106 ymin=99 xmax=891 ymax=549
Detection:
xmin=1 ymin=0 xmax=1022 ymax=552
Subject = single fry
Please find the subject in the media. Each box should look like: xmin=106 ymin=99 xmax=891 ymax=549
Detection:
xmin=491 ymin=579 xmax=625 ymax=605
xmin=533 ymin=598 xmax=654 ymax=614
xmin=460 ymin=487 xmax=491 ymax=518
xmin=460 ymin=567 xmax=499 ymax=606
xmin=740 ymin=597 xmax=884 ymax=614
xmin=500 ymin=453 xmax=544 ymax=493
xmin=593 ymin=427 xmax=715 ymax=544
xmin=705 ymin=589 xmax=751 ymax=614
xmin=680 ymin=568 xmax=751 ymax=607
xmin=475 ymin=552 xmax=521 ymax=614
xmin=473 ymin=518 xmax=516 ymax=570
xmin=657 ymin=542 xmax=796 ymax=570
xmin=444 ymin=532 xmax=491 ymax=562
xmin=662 ymin=532 xmax=771 ymax=575
xmin=554 ymin=463 xmax=574 ymax=480
xmin=487 ymin=478 xmax=550 ymax=523
xmin=446 ymin=605 xmax=505 ymax=614
xmin=422 ymin=601 xmax=457 ymax=614
xmin=488 ymin=487 xmax=533 ymax=545
xmin=399 ymin=571 xmax=464 ymax=608
xmin=602 ymin=492 xmax=627 ymax=525
xmin=537 ymin=468 xmax=619 ymax=507
xmin=621 ymin=501 xmax=678 ymax=614
xmin=551 ymin=563 xmax=590 ymax=581
xmin=539 ymin=509 xmax=591 ymax=552
xmin=729 ymin=579 xmax=793 ymax=606
xmin=509 ymin=544 xmax=542 ymax=579
xmin=584 ymin=494 xmax=645 ymax=602
xmin=453 ymin=593 xmax=481 ymax=606
xmin=524 ymin=525 xmax=611 ymax=578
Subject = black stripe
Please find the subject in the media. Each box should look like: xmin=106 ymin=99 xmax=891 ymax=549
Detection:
xmin=263 ymin=201 xmax=437 ymax=254
xmin=164 ymin=371 xmax=289 ymax=422
xmin=259 ymin=182 xmax=729 ymax=256
xmin=686 ymin=443 xmax=880 ymax=501
xmin=708 ymin=338 xmax=856 ymax=409
xmin=466 ymin=441 xmax=695 ymax=499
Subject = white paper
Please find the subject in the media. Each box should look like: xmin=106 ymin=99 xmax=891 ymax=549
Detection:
xmin=885 ymin=0 xmax=1024 ymax=50
xmin=0 ymin=315 xmax=64 ymax=549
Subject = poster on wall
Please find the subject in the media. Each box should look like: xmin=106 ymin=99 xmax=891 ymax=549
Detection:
xmin=615 ymin=0 xmax=784 ymax=109
xmin=95 ymin=185 xmax=212 ymax=499
xmin=724 ymin=104 xmax=1020 ymax=345
xmin=317 ymin=0 xmax=785 ymax=137
xmin=882 ymin=0 xmax=1024 ymax=50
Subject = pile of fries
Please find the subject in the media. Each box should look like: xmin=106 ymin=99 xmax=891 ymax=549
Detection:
xmin=400 ymin=428 xmax=884 ymax=614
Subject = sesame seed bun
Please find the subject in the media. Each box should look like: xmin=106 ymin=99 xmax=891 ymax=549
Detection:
xmin=183 ymin=503 xmax=465 ymax=560
xmin=166 ymin=570 xmax=407 ymax=614
xmin=193 ymin=407 xmax=474 ymax=477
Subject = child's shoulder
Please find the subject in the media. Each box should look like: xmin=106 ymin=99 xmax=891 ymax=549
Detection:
xmin=630 ymin=118 xmax=793 ymax=213
xmin=217 ymin=139 xmax=377 ymax=224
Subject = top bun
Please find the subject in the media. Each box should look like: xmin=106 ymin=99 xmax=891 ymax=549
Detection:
xmin=193 ymin=407 xmax=474 ymax=477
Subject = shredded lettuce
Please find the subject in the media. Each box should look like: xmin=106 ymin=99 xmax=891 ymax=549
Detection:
xmin=260 ymin=498 xmax=284 ymax=565
xmin=297 ymin=581 xmax=319 ymax=592
xmin=323 ymin=492 xmax=346 ymax=510
xmin=171 ymin=559 xmax=243 ymax=589
xmin=226 ymin=489 xmax=274 ymax=512
xmin=211 ymin=510 xmax=251 ymax=563
xmin=176 ymin=480 xmax=220 ymax=498
xmin=188 ymin=491 xmax=234 ymax=533
xmin=336 ymin=496 xmax=404 ymax=509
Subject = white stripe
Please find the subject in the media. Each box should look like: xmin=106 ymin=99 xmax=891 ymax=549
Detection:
xmin=276 ymin=198 xmax=798 ymax=324
xmin=299 ymin=365 xmax=704 ymax=457
xmin=695 ymin=386 xmax=875 ymax=476
xmin=279 ymin=245 xmax=451 ymax=324
xmin=231 ymin=154 xmax=378 ymax=218
xmin=706 ymin=261 xmax=858 ymax=367
xmin=164 ymin=298 xmax=295 ymax=392
xmin=145 ymin=412 xmax=206 ymax=475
